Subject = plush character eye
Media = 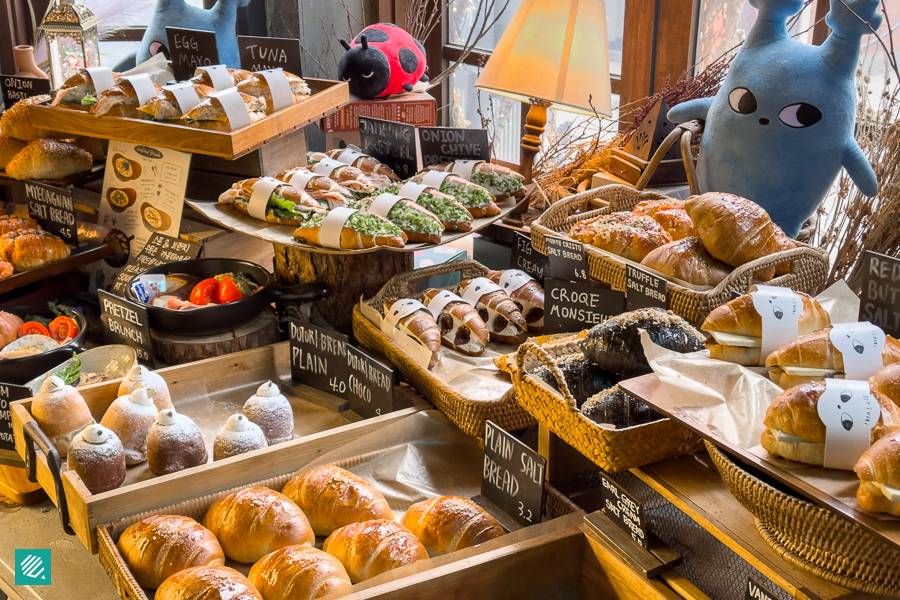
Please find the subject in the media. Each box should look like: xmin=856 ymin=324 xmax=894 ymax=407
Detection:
xmin=779 ymin=103 xmax=822 ymax=128
xmin=728 ymin=88 xmax=757 ymax=114
xmin=361 ymin=71 xmax=375 ymax=79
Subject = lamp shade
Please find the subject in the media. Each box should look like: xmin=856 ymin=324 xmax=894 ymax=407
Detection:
xmin=475 ymin=0 xmax=611 ymax=117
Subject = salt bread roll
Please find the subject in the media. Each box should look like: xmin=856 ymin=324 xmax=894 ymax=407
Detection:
xmin=248 ymin=545 xmax=352 ymax=600
xmin=855 ymin=430 xmax=900 ymax=516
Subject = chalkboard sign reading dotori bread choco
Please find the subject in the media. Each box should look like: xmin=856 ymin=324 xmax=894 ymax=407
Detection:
xmin=166 ymin=27 xmax=220 ymax=82
xmin=288 ymin=319 xmax=350 ymax=399
xmin=482 ymin=420 xmax=545 ymax=527
xmin=98 ymin=290 xmax=154 ymax=367
xmin=860 ymin=250 xmax=900 ymax=338
xmin=346 ymin=345 xmax=395 ymax=419
xmin=22 ymin=181 xmax=78 ymax=245
xmin=358 ymin=116 xmax=418 ymax=179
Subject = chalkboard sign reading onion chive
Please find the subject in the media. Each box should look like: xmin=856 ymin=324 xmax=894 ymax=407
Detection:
xmin=418 ymin=126 xmax=490 ymax=167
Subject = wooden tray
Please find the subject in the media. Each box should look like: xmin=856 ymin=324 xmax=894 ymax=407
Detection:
xmin=0 ymin=163 xmax=106 ymax=187
xmin=25 ymin=79 xmax=349 ymax=160
xmin=619 ymin=373 xmax=900 ymax=552
xmin=11 ymin=342 xmax=427 ymax=552
xmin=0 ymin=240 xmax=109 ymax=295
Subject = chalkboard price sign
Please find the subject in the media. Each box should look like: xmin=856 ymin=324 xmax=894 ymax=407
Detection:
xmin=238 ymin=36 xmax=302 ymax=75
xmin=346 ymin=345 xmax=395 ymax=419
xmin=544 ymin=278 xmax=624 ymax=334
xmin=1 ymin=75 xmax=51 ymax=110
xmin=418 ymin=126 xmax=490 ymax=167
xmin=860 ymin=250 xmax=900 ymax=337
xmin=744 ymin=578 xmax=784 ymax=600
xmin=288 ymin=319 xmax=350 ymax=399
xmin=510 ymin=232 xmax=547 ymax=281
xmin=98 ymin=290 xmax=155 ymax=367
xmin=358 ymin=116 xmax=418 ymax=179
xmin=482 ymin=420 xmax=545 ymax=527
xmin=22 ymin=181 xmax=78 ymax=245
xmin=0 ymin=384 xmax=32 ymax=452
xmin=166 ymin=27 xmax=220 ymax=81
xmin=626 ymin=264 xmax=667 ymax=310
xmin=600 ymin=473 xmax=647 ymax=548
xmin=545 ymin=236 xmax=588 ymax=283
xmin=111 ymin=233 xmax=202 ymax=297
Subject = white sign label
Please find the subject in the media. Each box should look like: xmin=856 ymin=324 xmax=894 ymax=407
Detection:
xmin=319 ymin=206 xmax=356 ymax=248
xmin=751 ymin=285 xmax=803 ymax=366
xmin=85 ymin=67 xmax=116 ymax=95
xmin=830 ymin=322 xmax=886 ymax=381
xmin=461 ymin=277 xmax=502 ymax=307
xmin=382 ymin=298 xmax=427 ymax=335
xmin=313 ymin=157 xmax=344 ymax=177
xmin=421 ymin=170 xmax=452 ymax=188
xmin=499 ymin=270 xmax=534 ymax=294
xmin=287 ymin=170 xmax=316 ymax=190
xmin=368 ymin=193 xmax=404 ymax=218
xmin=197 ymin=65 xmax=233 ymax=90
xmin=257 ymin=68 xmax=293 ymax=112
xmin=121 ymin=74 xmax=158 ymax=106
xmin=398 ymin=182 xmax=430 ymax=202
xmin=209 ymin=88 xmax=251 ymax=130
xmin=816 ymin=379 xmax=881 ymax=470
xmin=247 ymin=177 xmax=281 ymax=220
xmin=337 ymin=148 xmax=366 ymax=166
xmin=164 ymin=82 xmax=201 ymax=113
xmin=425 ymin=290 xmax=463 ymax=320
xmin=451 ymin=159 xmax=482 ymax=181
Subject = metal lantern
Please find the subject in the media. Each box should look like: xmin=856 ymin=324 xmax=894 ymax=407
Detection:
xmin=40 ymin=0 xmax=102 ymax=87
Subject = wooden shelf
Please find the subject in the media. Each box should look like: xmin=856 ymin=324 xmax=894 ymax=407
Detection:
xmin=0 ymin=242 xmax=109 ymax=296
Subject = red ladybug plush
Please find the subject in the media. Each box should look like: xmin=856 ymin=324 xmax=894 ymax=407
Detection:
xmin=338 ymin=23 xmax=428 ymax=98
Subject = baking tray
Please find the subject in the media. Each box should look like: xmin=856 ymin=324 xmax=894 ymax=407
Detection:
xmin=0 ymin=240 xmax=108 ymax=295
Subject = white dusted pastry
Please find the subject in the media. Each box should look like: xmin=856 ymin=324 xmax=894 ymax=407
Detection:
xmin=214 ymin=414 xmax=267 ymax=460
xmin=67 ymin=425 xmax=126 ymax=494
xmin=117 ymin=365 xmax=172 ymax=411
xmin=242 ymin=381 xmax=293 ymax=445
xmin=100 ymin=387 xmax=158 ymax=465
xmin=31 ymin=376 xmax=94 ymax=457
xmin=147 ymin=408 xmax=207 ymax=476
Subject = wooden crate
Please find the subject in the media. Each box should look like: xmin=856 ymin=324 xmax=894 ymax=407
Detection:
xmin=11 ymin=342 xmax=427 ymax=553
xmin=26 ymin=79 xmax=348 ymax=160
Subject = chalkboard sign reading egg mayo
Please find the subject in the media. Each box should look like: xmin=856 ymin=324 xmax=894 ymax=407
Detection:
xmin=166 ymin=27 xmax=220 ymax=82
xmin=238 ymin=36 xmax=302 ymax=75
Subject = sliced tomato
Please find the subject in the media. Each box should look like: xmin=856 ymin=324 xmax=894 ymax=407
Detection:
xmin=189 ymin=278 xmax=219 ymax=306
xmin=214 ymin=275 xmax=244 ymax=304
xmin=18 ymin=321 xmax=50 ymax=337
xmin=49 ymin=316 xmax=78 ymax=342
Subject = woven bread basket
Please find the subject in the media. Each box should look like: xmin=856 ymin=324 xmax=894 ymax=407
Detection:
xmin=530 ymin=185 xmax=829 ymax=326
xmin=511 ymin=339 xmax=700 ymax=473
xmin=352 ymin=259 xmax=535 ymax=439
xmin=705 ymin=441 xmax=900 ymax=596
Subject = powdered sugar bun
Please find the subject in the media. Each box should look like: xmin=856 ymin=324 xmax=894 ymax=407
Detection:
xmin=213 ymin=414 xmax=268 ymax=460
xmin=147 ymin=408 xmax=208 ymax=476
xmin=242 ymin=381 xmax=293 ymax=445
xmin=100 ymin=387 xmax=158 ymax=465
xmin=118 ymin=365 xmax=173 ymax=411
xmin=67 ymin=424 xmax=126 ymax=493
xmin=31 ymin=376 xmax=94 ymax=457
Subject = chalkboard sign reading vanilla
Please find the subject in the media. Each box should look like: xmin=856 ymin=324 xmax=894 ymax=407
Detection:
xmin=1 ymin=75 xmax=50 ymax=109
xmin=22 ymin=181 xmax=78 ymax=245
xmin=744 ymin=578 xmax=783 ymax=600
xmin=358 ymin=116 xmax=418 ymax=178
xmin=238 ymin=36 xmax=302 ymax=75
xmin=482 ymin=420 xmax=545 ymax=527
xmin=288 ymin=319 xmax=350 ymax=399
xmin=166 ymin=27 xmax=220 ymax=81
xmin=0 ymin=384 xmax=31 ymax=452
xmin=418 ymin=126 xmax=490 ymax=166
xmin=346 ymin=345 xmax=395 ymax=419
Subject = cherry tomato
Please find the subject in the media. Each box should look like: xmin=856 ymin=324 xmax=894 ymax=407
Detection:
xmin=48 ymin=316 xmax=78 ymax=342
xmin=18 ymin=321 xmax=50 ymax=337
xmin=214 ymin=275 xmax=244 ymax=304
xmin=189 ymin=278 xmax=219 ymax=306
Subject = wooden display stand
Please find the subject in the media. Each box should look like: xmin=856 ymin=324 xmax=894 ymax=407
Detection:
xmin=150 ymin=309 xmax=280 ymax=365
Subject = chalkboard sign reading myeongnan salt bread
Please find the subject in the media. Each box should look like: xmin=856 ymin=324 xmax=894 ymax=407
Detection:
xmin=22 ymin=181 xmax=78 ymax=246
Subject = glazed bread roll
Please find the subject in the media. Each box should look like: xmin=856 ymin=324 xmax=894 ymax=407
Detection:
xmin=248 ymin=545 xmax=352 ymax=600
xmin=0 ymin=95 xmax=64 ymax=141
xmin=156 ymin=565 xmax=261 ymax=600
xmin=584 ymin=217 xmax=673 ymax=262
xmin=702 ymin=292 xmax=830 ymax=366
xmin=401 ymin=496 xmax=504 ymax=554
xmin=5 ymin=139 xmax=93 ymax=181
xmin=632 ymin=199 xmax=695 ymax=239
xmin=869 ymin=363 xmax=900 ymax=407
xmin=761 ymin=382 xmax=900 ymax=465
xmin=640 ymin=237 xmax=731 ymax=287
xmin=855 ymin=430 xmax=900 ymax=516
xmin=0 ymin=134 xmax=27 ymax=169
xmin=202 ymin=486 xmax=314 ymax=563
xmin=569 ymin=212 xmax=632 ymax=243
xmin=282 ymin=465 xmax=393 ymax=536
xmin=31 ymin=376 xmax=94 ymax=457
xmin=323 ymin=519 xmax=428 ymax=583
xmin=117 ymin=515 xmax=224 ymax=589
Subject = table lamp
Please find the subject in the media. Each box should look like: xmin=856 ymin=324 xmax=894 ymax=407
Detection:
xmin=475 ymin=0 xmax=612 ymax=225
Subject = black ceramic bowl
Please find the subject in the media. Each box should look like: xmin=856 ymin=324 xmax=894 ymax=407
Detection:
xmin=0 ymin=304 xmax=88 ymax=385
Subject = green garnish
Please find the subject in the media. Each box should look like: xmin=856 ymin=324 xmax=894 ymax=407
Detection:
xmin=377 ymin=185 xmax=472 ymax=225
xmin=470 ymin=171 xmax=523 ymax=195
xmin=438 ymin=180 xmax=494 ymax=209
xmin=296 ymin=211 xmax=403 ymax=237
xmin=351 ymin=198 xmax=442 ymax=236
xmin=54 ymin=353 xmax=82 ymax=386
xmin=81 ymin=94 xmax=97 ymax=106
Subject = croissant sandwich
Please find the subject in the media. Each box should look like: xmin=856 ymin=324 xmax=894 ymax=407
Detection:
xmin=458 ymin=278 xmax=528 ymax=344
xmin=762 ymin=381 xmax=900 ymax=466
xmin=292 ymin=209 xmax=406 ymax=249
xmin=237 ymin=70 xmax=311 ymax=113
xmin=352 ymin=195 xmax=444 ymax=244
xmin=273 ymin=168 xmax=353 ymax=207
xmin=182 ymin=92 xmax=266 ymax=130
xmin=218 ymin=178 xmax=325 ymax=225
xmin=51 ymin=68 xmax=121 ymax=107
xmin=641 ymin=237 xmax=731 ymax=288
xmin=314 ymin=146 xmax=399 ymax=183
xmin=426 ymin=161 xmax=524 ymax=197
xmin=301 ymin=161 xmax=377 ymax=193
xmin=381 ymin=183 xmax=473 ymax=232
xmin=189 ymin=66 xmax=253 ymax=88
xmin=855 ymin=430 xmax=900 ymax=516
xmin=702 ymin=292 xmax=830 ymax=366
xmin=90 ymin=78 xmax=163 ymax=117
xmin=138 ymin=83 xmax=216 ymax=121
xmin=487 ymin=269 xmax=544 ymax=332
xmin=423 ymin=288 xmax=489 ymax=356
xmin=401 ymin=496 xmax=504 ymax=554
xmin=765 ymin=328 xmax=900 ymax=389
xmin=408 ymin=170 xmax=499 ymax=217
xmin=381 ymin=298 xmax=442 ymax=361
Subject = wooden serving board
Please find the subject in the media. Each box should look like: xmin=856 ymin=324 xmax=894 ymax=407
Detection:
xmin=25 ymin=79 xmax=349 ymax=160
xmin=619 ymin=373 xmax=900 ymax=552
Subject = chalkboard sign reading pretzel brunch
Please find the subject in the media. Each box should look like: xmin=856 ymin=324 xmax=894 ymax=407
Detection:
xmin=98 ymin=290 xmax=155 ymax=367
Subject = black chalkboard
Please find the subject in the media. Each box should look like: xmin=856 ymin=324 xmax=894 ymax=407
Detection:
xmin=358 ymin=116 xmax=418 ymax=179
xmin=745 ymin=578 xmax=782 ymax=600
xmin=98 ymin=290 xmax=155 ymax=367
xmin=418 ymin=126 xmax=490 ymax=167
xmin=111 ymin=233 xmax=202 ymax=297
xmin=600 ymin=473 xmax=647 ymax=548
xmin=545 ymin=236 xmax=588 ymax=284
xmin=238 ymin=36 xmax=302 ymax=75
xmin=21 ymin=181 xmax=78 ymax=245
xmin=860 ymin=250 xmax=900 ymax=338
xmin=346 ymin=345 xmax=395 ymax=419
xmin=166 ymin=27 xmax=220 ymax=82
xmin=288 ymin=319 xmax=350 ymax=398
xmin=1 ymin=75 xmax=50 ymax=110
xmin=544 ymin=278 xmax=624 ymax=334
xmin=626 ymin=264 xmax=667 ymax=310
xmin=0 ymin=384 xmax=32 ymax=452
xmin=482 ymin=420 xmax=545 ymax=527
xmin=510 ymin=232 xmax=547 ymax=282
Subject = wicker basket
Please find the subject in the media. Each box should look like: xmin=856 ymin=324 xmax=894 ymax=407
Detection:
xmin=510 ymin=339 xmax=700 ymax=473
xmin=530 ymin=185 xmax=830 ymax=325
xmin=705 ymin=441 xmax=900 ymax=596
xmin=352 ymin=259 xmax=535 ymax=439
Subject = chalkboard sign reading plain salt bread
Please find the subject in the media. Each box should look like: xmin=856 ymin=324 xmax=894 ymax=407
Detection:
xmin=0 ymin=384 xmax=31 ymax=452
xmin=288 ymin=319 xmax=350 ymax=400
xmin=626 ymin=264 xmax=667 ymax=311
xmin=358 ymin=116 xmax=418 ymax=179
xmin=98 ymin=290 xmax=154 ymax=367
xmin=510 ymin=231 xmax=547 ymax=281
xmin=600 ymin=473 xmax=647 ymax=549
xmin=22 ymin=181 xmax=78 ymax=246
xmin=166 ymin=27 xmax=220 ymax=82
xmin=418 ymin=126 xmax=490 ymax=167
xmin=110 ymin=233 xmax=202 ymax=297
xmin=238 ymin=36 xmax=302 ymax=75
xmin=346 ymin=345 xmax=395 ymax=419
xmin=482 ymin=420 xmax=545 ymax=528
xmin=860 ymin=250 xmax=900 ymax=338
xmin=1 ymin=75 xmax=50 ymax=110
xmin=544 ymin=278 xmax=625 ymax=334
xmin=545 ymin=236 xmax=588 ymax=284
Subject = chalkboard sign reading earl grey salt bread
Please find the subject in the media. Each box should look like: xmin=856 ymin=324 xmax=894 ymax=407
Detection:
xmin=166 ymin=27 xmax=220 ymax=82
xmin=544 ymin=278 xmax=625 ymax=334
xmin=860 ymin=250 xmax=900 ymax=338
xmin=418 ymin=126 xmax=490 ymax=167
xmin=626 ymin=264 xmax=667 ymax=311
xmin=98 ymin=290 xmax=154 ymax=367
xmin=238 ymin=36 xmax=302 ymax=75
xmin=22 ymin=181 xmax=78 ymax=245
xmin=545 ymin=236 xmax=588 ymax=284
xmin=510 ymin=232 xmax=547 ymax=281
xmin=599 ymin=473 xmax=647 ymax=548
xmin=0 ymin=384 xmax=31 ymax=453
xmin=358 ymin=116 xmax=418 ymax=179
xmin=346 ymin=345 xmax=395 ymax=419
xmin=288 ymin=319 xmax=350 ymax=399
xmin=1 ymin=75 xmax=50 ymax=110
xmin=111 ymin=233 xmax=202 ymax=297
xmin=482 ymin=420 xmax=545 ymax=528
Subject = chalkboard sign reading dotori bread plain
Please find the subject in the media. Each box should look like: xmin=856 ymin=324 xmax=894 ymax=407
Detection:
xmin=482 ymin=420 xmax=545 ymax=527
xmin=0 ymin=384 xmax=31 ymax=453
xmin=288 ymin=319 xmax=350 ymax=399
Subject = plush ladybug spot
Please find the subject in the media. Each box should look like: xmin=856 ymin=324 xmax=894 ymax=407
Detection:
xmin=357 ymin=29 xmax=389 ymax=43
xmin=399 ymin=48 xmax=418 ymax=74
xmin=338 ymin=22 xmax=428 ymax=98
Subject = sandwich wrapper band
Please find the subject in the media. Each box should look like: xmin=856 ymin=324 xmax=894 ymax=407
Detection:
xmin=197 ymin=65 xmax=232 ymax=90
xmin=319 ymin=207 xmax=356 ymax=248
xmin=258 ymin=68 xmax=293 ymax=112
xmin=121 ymin=74 xmax=158 ymax=106
xmin=499 ymin=270 xmax=533 ymax=294
xmin=751 ymin=285 xmax=802 ymax=366
xmin=461 ymin=277 xmax=501 ymax=307
xmin=398 ymin=182 xmax=430 ymax=202
xmin=368 ymin=193 xmax=404 ymax=218
xmin=425 ymin=290 xmax=463 ymax=320
xmin=288 ymin=171 xmax=317 ymax=190
xmin=421 ymin=170 xmax=452 ymax=188
xmin=248 ymin=178 xmax=282 ymax=220
xmin=452 ymin=159 xmax=482 ymax=181
xmin=85 ymin=67 xmax=115 ymax=94
xmin=209 ymin=88 xmax=251 ymax=130
xmin=164 ymin=82 xmax=201 ymax=113
xmin=382 ymin=299 xmax=427 ymax=336
xmin=337 ymin=148 xmax=366 ymax=166
xmin=817 ymin=379 xmax=880 ymax=471
xmin=829 ymin=322 xmax=886 ymax=381
xmin=313 ymin=157 xmax=344 ymax=177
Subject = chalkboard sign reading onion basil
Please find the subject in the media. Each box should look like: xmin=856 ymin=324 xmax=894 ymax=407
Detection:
xmin=166 ymin=27 xmax=220 ymax=82
xmin=626 ymin=264 xmax=667 ymax=310
xmin=1 ymin=75 xmax=50 ymax=110
xmin=0 ymin=384 xmax=32 ymax=452
xmin=482 ymin=420 xmax=545 ymax=527
xmin=98 ymin=290 xmax=155 ymax=367
xmin=599 ymin=473 xmax=647 ymax=548
xmin=545 ymin=236 xmax=588 ymax=283
xmin=346 ymin=345 xmax=395 ymax=419
xmin=358 ymin=116 xmax=418 ymax=179
xmin=238 ymin=36 xmax=302 ymax=75
xmin=22 ymin=181 xmax=78 ymax=246
xmin=860 ymin=250 xmax=900 ymax=338
xmin=418 ymin=126 xmax=490 ymax=167
xmin=544 ymin=278 xmax=625 ymax=334
xmin=288 ymin=319 xmax=350 ymax=399
xmin=510 ymin=232 xmax=547 ymax=281
xmin=111 ymin=233 xmax=201 ymax=297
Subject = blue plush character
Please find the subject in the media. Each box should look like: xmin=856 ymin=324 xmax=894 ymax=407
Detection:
xmin=667 ymin=0 xmax=880 ymax=237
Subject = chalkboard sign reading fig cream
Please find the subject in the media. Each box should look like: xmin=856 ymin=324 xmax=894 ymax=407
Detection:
xmin=0 ymin=384 xmax=31 ymax=452
xmin=545 ymin=236 xmax=588 ymax=283
xmin=166 ymin=27 xmax=220 ymax=82
xmin=626 ymin=264 xmax=667 ymax=310
xmin=482 ymin=420 xmax=545 ymax=527
xmin=599 ymin=473 xmax=647 ymax=548
xmin=346 ymin=345 xmax=395 ymax=419
xmin=510 ymin=232 xmax=547 ymax=281
xmin=860 ymin=250 xmax=900 ymax=338
xmin=288 ymin=319 xmax=350 ymax=399
xmin=418 ymin=126 xmax=490 ymax=166
xmin=22 ymin=181 xmax=78 ymax=245
xmin=238 ymin=36 xmax=302 ymax=75
xmin=98 ymin=290 xmax=154 ymax=367
xmin=358 ymin=116 xmax=418 ymax=179
xmin=1 ymin=75 xmax=50 ymax=110
xmin=544 ymin=278 xmax=625 ymax=334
